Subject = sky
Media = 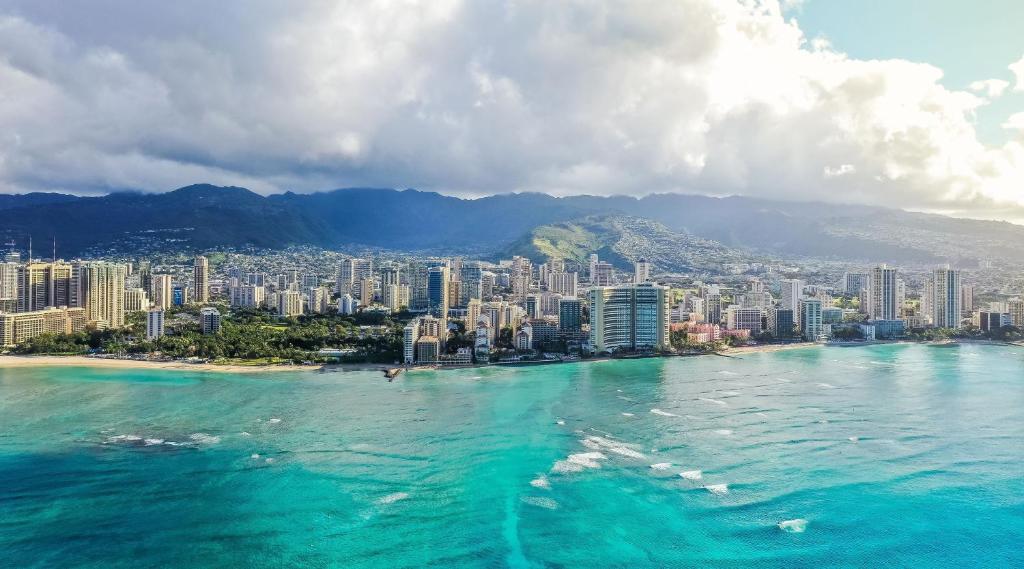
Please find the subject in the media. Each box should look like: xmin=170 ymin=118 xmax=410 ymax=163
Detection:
xmin=0 ymin=0 xmax=1022 ymax=221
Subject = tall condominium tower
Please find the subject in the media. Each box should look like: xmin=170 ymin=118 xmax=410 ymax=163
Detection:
xmin=79 ymin=262 xmax=127 ymax=328
xmin=780 ymin=279 xmax=804 ymax=311
xmin=868 ymin=265 xmax=899 ymax=320
xmin=17 ymin=262 xmax=74 ymax=312
xmin=634 ymin=258 xmax=651 ymax=284
xmin=427 ymin=266 xmax=450 ymax=318
xmin=931 ymin=266 xmax=962 ymax=329
xmin=193 ymin=256 xmax=209 ymax=303
xmin=588 ymin=283 xmax=670 ymax=353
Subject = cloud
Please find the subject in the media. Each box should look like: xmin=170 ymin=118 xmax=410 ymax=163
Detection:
xmin=1011 ymin=54 xmax=1024 ymax=92
xmin=0 ymin=0 xmax=1021 ymax=220
xmin=823 ymin=164 xmax=855 ymax=178
xmin=969 ymin=79 xmax=1010 ymax=98
xmin=1003 ymin=112 xmax=1024 ymax=132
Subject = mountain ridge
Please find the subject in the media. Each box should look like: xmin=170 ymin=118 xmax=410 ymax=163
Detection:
xmin=0 ymin=184 xmax=1020 ymax=265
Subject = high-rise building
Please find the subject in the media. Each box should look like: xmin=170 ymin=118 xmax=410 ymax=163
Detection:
xmin=726 ymin=306 xmax=763 ymax=335
xmin=780 ymin=279 xmax=804 ymax=311
xmin=193 ymin=256 xmax=209 ymax=303
xmin=868 ymin=265 xmax=899 ymax=320
xmin=766 ymin=307 xmax=794 ymax=337
xmin=307 ymin=286 xmax=331 ymax=314
xmin=0 ymin=260 xmax=18 ymax=303
xmin=842 ymin=273 xmax=870 ymax=296
xmin=960 ymin=284 xmax=975 ymax=316
xmin=338 ymin=294 xmax=356 ymax=315
xmin=146 ymin=308 xmax=165 ymax=341
xmin=230 ymin=285 xmax=265 ymax=308
xmin=525 ymin=294 xmax=542 ymax=319
xmin=1007 ymin=298 xmax=1024 ymax=328
xmin=337 ymin=258 xmax=374 ymax=295
xmin=359 ymin=278 xmax=375 ymax=306
xmin=275 ymin=290 xmax=303 ymax=317
xmin=200 ymin=307 xmax=221 ymax=334
xmin=407 ymin=265 xmax=428 ymax=310
xmin=152 ymin=274 xmax=173 ymax=310
xmin=78 ymin=262 xmax=127 ymax=328
xmin=124 ymin=288 xmax=149 ymax=312
xmin=548 ymin=271 xmax=578 ymax=297
xmin=427 ymin=266 xmax=450 ymax=317
xmin=634 ymin=258 xmax=651 ymax=284
xmin=703 ymin=292 xmax=722 ymax=325
xmin=0 ymin=307 xmax=87 ymax=347
xmin=17 ymin=262 xmax=74 ymax=312
xmin=588 ymin=283 xmax=670 ymax=353
xmin=800 ymin=298 xmax=823 ymax=341
xmin=931 ymin=266 xmax=962 ymax=329
xmin=591 ymin=262 xmax=615 ymax=286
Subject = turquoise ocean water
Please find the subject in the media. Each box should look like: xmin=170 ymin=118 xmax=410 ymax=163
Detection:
xmin=1 ymin=343 xmax=1023 ymax=568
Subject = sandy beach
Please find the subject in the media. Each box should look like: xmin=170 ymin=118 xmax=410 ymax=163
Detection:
xmin=0 ymin=355 xmax=389 ymax=374
xmin=723 ymin=342 xmax=820 ymax=355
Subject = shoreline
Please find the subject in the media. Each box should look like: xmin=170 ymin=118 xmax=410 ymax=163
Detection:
xmin=0 ymin=355 xmax=385 ymax=375
xmin=0 ymin=339 xmax=1016 ymax=375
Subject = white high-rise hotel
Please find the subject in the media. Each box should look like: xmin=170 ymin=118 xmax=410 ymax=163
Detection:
xmin=868 ymin=265 xmax=899 ymax=320
xmin=588 ymin=283 xmax=670 ymax=353
xmin=931 ymin=266 xmax=962 ymax=329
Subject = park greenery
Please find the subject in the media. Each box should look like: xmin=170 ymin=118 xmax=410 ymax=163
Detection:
xmin=13 ymin=306 xmax=410 ymax=364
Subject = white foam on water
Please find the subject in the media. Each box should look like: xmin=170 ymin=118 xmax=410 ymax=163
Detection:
xmin=817 ymin=383 xmax=836 ymax=389
xmin=778 ymin=519 xmax=808 ymax=533
xmin=105 ymin=434 xmax=142 ymax=443
xmin=680 ymin=470 xmax=703 ymax=481
xmin=582 ymin=435 xmax=646 ymax=459
xmin=521 ymin=496 xmax=558 ymax=510
xmin=551 ymin=452 xmax=607 ymax=473
xmin=267 ymin=418 xmax=282 ymax=424
xmin=250 ymin=453 xmax=261 ymax=459
xmin=649 ymin=462 xmax=673 ymax=470
xmin=714 ymin=429 xmax=733 ymax=436
xmin=848 ymin=436 xmax=860 ymax=442
xmin=776 ymin=378 xmax=791 ymax=383
xmin=817 ymin=419 xmax=829 ymax=424
xmin=705 ymin=483 xmax=729 ymax=495
xmin=699 ymin=398 xmax=728 ymax=407
xmin=264 ymin=457 xmax=275 ymax=464
xmin=240 ymin=431 xmax=252 ymax=437
xmin=189 ymin=433 xmax=221 ymax=445
xmin=555 ymin=419 xmax=565 ymax=425
xmin=621 ymin=412 xmax=635 ymax=417
xmin=617 ymin=395 xmax=636 ymax=402
xmin=143 ymin=438 xmax=164 ymax=446
xmin=756 ymin=412 xmax=768 ymax=418
xmin=376 ymin=492 xmax=409 ymax=505
xmin=650 ymin=408 xmax=678 ymax=417
xmin=718 ymin=370 xmax=739 ymax=376
xmin=720 ymin=390 xmax=741 ymax=396
xmin=530 ymin=475 xmax=550 ymax=489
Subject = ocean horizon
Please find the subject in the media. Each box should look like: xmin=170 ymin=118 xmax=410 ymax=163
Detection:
xmin=2 ymin=343 xmax=1022 ymax=568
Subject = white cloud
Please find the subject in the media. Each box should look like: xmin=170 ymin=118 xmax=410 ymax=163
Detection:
xmin=1010 ymin=54 xmax=1024 ymax=92
xmin=969 ymin=79 xmax=1010 ymax=98
xmin=0 ymin=0 xmax=1022 ymax=219
xmin=823 ymin=164 xmax=855 ymax=178
xmin=1003 ymin=112 xmax=1024 ymax=132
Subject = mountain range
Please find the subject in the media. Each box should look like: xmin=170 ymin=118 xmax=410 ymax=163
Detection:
xmin=0 ymin=184 xmax=1021 ymax=267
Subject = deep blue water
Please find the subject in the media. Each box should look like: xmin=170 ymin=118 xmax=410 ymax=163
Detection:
xmin=2 ymin=344 xmax=1023 ymax=568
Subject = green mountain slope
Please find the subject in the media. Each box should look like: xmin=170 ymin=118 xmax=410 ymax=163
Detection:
xmin=506 ymin=215 xmax=764 ymax=275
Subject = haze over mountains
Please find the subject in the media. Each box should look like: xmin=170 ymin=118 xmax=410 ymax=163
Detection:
xmin=0 ymin=184 xmax=1022 ymax=267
